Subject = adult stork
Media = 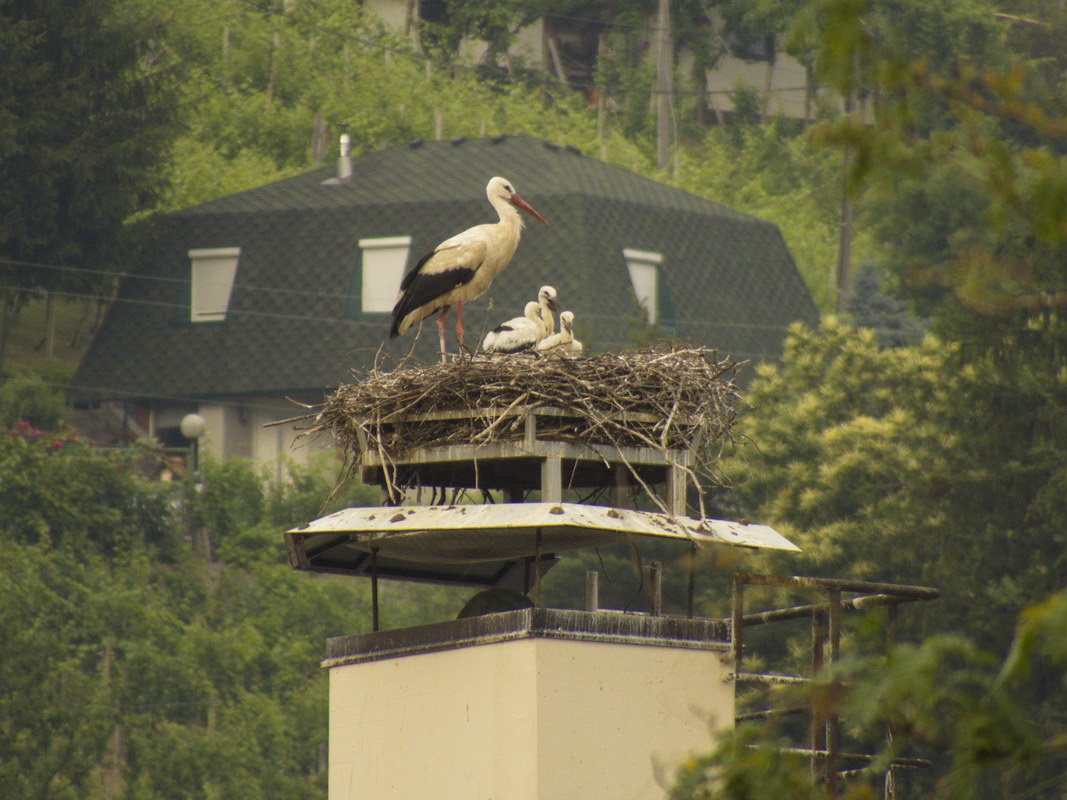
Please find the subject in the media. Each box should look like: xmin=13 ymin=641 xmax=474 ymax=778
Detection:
xmin=536 ymin=310 xmax=583 ymax=357
xmin=389 ymin=176 xmax=549 ymax=362
xmin=482 ymin=301 xmax=545 ymax=354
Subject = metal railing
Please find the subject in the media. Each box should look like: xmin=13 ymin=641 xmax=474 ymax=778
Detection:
xmin=731 ymin=573 xmax=940 ymax=799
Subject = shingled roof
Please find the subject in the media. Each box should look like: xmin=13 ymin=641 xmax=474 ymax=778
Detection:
xmin=74 ymin=134 xmax=817 ymax=403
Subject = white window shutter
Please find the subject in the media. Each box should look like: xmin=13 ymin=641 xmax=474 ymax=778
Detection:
xmin=189 ymin=247 xmax=241 ymax=322
xmin=623 ymin=248 xmax=663 ymax=325
xmin=360 ymin=236 xmax=412 ymax=313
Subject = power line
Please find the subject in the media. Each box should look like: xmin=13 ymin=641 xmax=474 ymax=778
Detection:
xmin=1 ymin=257 xmax=356 ymax=303
xmin=0 ymin=276 xmax=805 ymax=339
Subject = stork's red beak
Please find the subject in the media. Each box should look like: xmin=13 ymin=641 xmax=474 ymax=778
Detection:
xmin=510 ymin=193 xmax=549 ymax=226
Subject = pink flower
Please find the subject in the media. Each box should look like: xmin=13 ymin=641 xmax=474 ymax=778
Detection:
xmin=52 ymin=440 xmax=63 ymax=450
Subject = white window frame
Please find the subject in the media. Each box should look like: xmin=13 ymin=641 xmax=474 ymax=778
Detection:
xmin=189 ymin=247 xmax=241 ymax=322
xmin=360 ymin=236 xmax=412 ymax=313
xmin=623 ymin=248 xmax=663 ymax=325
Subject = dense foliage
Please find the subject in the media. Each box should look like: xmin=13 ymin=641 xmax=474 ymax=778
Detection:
xmin=0 ymin=426 xmax=467 ymax=798
xmin=0 ymin=0 xmax=181 ymax=369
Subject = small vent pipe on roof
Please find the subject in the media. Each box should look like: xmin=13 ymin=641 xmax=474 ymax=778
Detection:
xmin=338 ymin=129 xmax=352 ymax=180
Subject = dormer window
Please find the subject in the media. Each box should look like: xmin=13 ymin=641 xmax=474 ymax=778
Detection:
xmin=349 ymin=236 xmax=412 ymax=315
xmin=623 ymin=248 xmax=663 ymax=325
xmin=189 ymin=247 xmax=240 ymax=322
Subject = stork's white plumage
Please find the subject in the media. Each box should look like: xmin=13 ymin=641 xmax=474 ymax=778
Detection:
xmin=536 ymin=310 xmax=583 ymax=357
xmin=389 ymin=176 xmax=549 ymax=362
xmin=537 ymin=285 xmax=560 ymax=336
xmin=482 ymin=301 xmax=545 ymax=354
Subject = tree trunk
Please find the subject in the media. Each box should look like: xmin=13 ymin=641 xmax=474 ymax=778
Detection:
xmin=44 ymin=291 xmax=56 ymax=357
xmin=655 ymin=0 xmax=672 ymax=171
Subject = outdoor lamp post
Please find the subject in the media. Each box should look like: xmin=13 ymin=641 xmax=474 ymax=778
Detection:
xmin=179 ymin=413 xmax=206 ymax=479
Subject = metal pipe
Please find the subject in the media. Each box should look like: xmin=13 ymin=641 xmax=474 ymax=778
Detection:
xmin=370 ymin=546 xmax=380 ymax=632
xmin=650 ymin=561 xmax=662 ymax=616
xmin=734 ymin=573 xmax=939 ymax=600
xmin=734 ymin=672 xmax=811 ymax=685
xmin=885 ymin=602 xmax=900 ymax=800
xmin=534 ymin=529 xmax=543 ymax=608
xmin=741 ymin=594 xmax=920 ymax=627
xmin=827 ymin=589 xmax=842 ymax=797
xmin=731 ymin=575 xmax=744 ymax=669
xmin=768 ymin=748 xmax=929 ymax=769
xmin=686 ymin=543 xmax=696 ymax=618
xmin=735 ymin=705 xmax=808 ymax=722
xmin=811 ymin=609 xmax=826 ymax=781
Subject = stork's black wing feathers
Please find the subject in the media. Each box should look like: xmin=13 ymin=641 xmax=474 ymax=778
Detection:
xmin=390 ymin=258 xmax=478 ymax=338
xmin=494 ymin=338 xmax=536 ymax=354
xmin=398 ymin=249 xmax=435 ymax=293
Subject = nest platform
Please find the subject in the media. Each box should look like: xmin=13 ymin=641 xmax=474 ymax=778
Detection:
xmin=302 ymin=345 xmax=742 ymax=512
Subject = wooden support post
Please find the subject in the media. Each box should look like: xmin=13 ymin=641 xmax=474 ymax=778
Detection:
xmin=585 ymin=570 xmax=599 ymax=612
xmin=612 ymin=463 xmax=630 ymax=509
xmin=666 ymin=462 xmax=686 ymax=515
xmin=541 ymin=455 xmax=562 ymax=503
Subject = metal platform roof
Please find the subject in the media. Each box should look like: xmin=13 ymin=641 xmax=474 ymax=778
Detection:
xmin=285 ymin=502 xmax=798 ymax=588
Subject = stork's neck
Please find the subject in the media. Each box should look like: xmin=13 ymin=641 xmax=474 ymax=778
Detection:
xmin=490 ymin=195 xmax=525 ymax=230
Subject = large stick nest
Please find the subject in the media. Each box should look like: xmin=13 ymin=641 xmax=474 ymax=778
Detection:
xmin=298 ymin=344 xmax=742 ymax=503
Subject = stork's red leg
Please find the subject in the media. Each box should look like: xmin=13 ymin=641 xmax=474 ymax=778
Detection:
xmin=455 ymin=301 xmax=466 ymax=354
xmin=436 ymin=306 xmax=450 ymax=363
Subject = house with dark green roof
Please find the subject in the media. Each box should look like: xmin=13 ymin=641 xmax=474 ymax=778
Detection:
xmin=73 ymin=134 xmax=817 ymax=464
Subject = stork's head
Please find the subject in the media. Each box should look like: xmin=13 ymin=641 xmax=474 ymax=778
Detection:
xmin=487 ymin=176 xmax=549 ymax=226
xmin=523 ymin=301 xmax=542 ymax=319
xmin=538 ymin=285 xmax=561 ymax=313
xmin=560 ymin=310 xmax=575 ymax=332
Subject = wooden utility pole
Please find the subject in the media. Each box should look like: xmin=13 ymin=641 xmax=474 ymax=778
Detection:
xmin=656 ymin=0 xmax=672 ymax=171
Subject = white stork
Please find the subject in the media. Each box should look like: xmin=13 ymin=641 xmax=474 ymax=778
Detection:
xmin=537 ymin=285 xmax=560 ymax=336
xmin=481 ymin=301 xmax=545 ymax=353
xmin=389 ymin=176 xmax=549 ymax=362
xmin=536 ymin=310 xmax=583 ymax=357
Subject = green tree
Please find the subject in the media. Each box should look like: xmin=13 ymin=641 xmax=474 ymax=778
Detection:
xmin=722 ymin=317 xmax=1067 ymax=652
xmin=0 ymin=425 xmax=466 ymax=798
xmin=0 ymin=0 xmax=181 ymax=370
xmin=844 ymin=262 xmax=924 ymax=347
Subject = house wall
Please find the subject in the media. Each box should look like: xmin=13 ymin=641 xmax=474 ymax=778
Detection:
xmin=152 ymin=397 xmax=330 ymax=474
xmin=703 ymin=52 xmax=812 ymax=119
xmin=328 ymin=634 xmax=733 ymax=800
xmin=366 ymin=1 xmax=816 ymax=121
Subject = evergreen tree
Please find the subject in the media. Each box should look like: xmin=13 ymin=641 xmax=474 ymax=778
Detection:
xmin=844 ymin=262 xmax=924 ymax=347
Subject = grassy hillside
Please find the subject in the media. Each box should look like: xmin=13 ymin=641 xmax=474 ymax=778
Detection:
xmin=3 ymin=296 xmax=95 ymax=385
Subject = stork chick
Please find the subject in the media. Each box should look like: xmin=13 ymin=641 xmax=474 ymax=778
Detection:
xmin=482 ymin=301 xmax=545 ymax=354
xmin=536 ymin=310 xmax=583 ymax=357
xmin=537 ymin=285 xmax=561 ymax=336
